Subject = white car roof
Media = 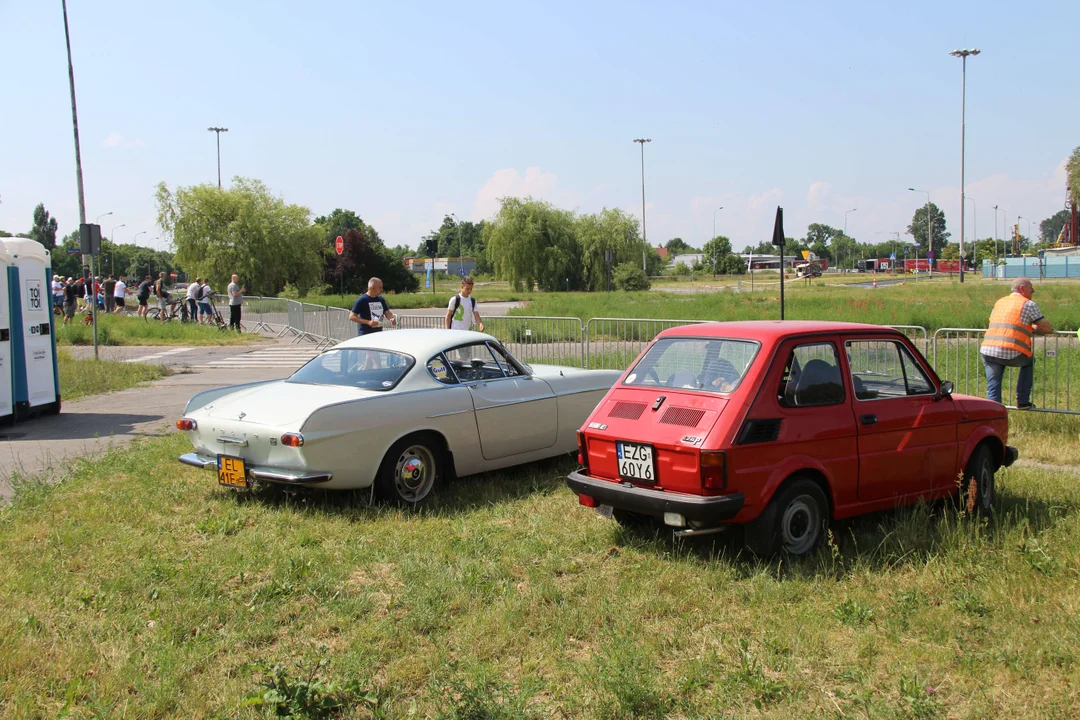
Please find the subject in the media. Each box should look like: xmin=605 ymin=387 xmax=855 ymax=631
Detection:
xmin=334 ymin=328 xmax=500 ymax=358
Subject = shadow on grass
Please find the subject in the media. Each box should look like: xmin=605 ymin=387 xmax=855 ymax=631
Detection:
xmin=612 ymin=486 xmax=1080 ymax=580
xmin=223 ymin=454 xmax=574 ymax=519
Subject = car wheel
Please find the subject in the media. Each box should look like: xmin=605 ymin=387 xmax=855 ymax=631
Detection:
xmin=375 ymin=434 xmax=443 ymax=507
xmin=961 ymin=445 xmax=995 ymax=516
xmin=744 ymin=478 xmax=828 ymax=557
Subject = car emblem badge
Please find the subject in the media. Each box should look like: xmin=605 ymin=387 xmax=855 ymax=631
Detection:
xmin=238 ymin=412 xmax=246 ymax=421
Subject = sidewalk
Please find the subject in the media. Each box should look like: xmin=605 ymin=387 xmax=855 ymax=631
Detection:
xmin=0 ymin=366 xmax=285 ymax=502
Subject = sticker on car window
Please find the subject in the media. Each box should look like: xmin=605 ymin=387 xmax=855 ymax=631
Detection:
xmin=429 ymin=360 xmax=448 ymax=379
xmin=382 ymin=381 xmax=393 ymax=387
xmin=626 ymin=373 xmax=637 ymax=383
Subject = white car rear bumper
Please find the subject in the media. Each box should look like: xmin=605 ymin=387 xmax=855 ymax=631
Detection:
xmin=178 ymin=452 xmax=334 ymax=485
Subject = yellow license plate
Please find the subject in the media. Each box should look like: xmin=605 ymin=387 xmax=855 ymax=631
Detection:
xmin=217 ymin=455 xmax=248 ymax=488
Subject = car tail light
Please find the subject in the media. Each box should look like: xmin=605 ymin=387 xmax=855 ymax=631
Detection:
xmin=280 ymin=433 xmax=304 ymax=448
xmin=578 ymin=494 xmax=597 ymax=508
xmin=700 ymin=451 xmax=727 ymax=490
xmin=576 ymin=431 xmax=589 ymax=472
xmin=176 ymin=418 xmax=197 ymax=431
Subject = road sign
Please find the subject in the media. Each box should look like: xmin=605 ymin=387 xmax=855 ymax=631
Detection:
xmin=890 ymin=253 xmax=896 ymax=261
xmin=459 ymin=267 xmax=466 ymax=278
xmin=66 ymin=249 xmax=81 ymax=255
xmin=169 ymin=272 xmax=178 ymax=279
xmin=335 ymin=236 xmax=344 ymax=255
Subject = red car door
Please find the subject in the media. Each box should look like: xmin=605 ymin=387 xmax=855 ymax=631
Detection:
xmin=845 ymin=336 xmax=960 ymax=502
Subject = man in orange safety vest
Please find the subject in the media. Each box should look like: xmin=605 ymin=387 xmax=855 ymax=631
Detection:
xmin=980 ymin=277 xmax=1052 ymax=409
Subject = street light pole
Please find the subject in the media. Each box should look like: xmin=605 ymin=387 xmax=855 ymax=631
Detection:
xmin=712 ymin=206 xmax=723 ymax=278
xmin=134 ymin=230 xmax=147 ymax=246
xmin=111 ymin=223 xmax=125 ymax=243
xmin=207 ymin=127 xmax=229 ymax=188
xmin=95 ymin=211 xmax=112 ymax=225
xmin=843 ymin=208 xmax=857 ymax=272
xmin=909 ymin=188 xmax=932 ymax=276
xmin=950 ymin=48 xmax=980 ymax=283
xmin=992 ymin=204 xmax=1000 ymax=272
xmin=633 ymin=138 xmax=651 ymax=275
xmin=966 ymin=196 xmax=976 ymax=271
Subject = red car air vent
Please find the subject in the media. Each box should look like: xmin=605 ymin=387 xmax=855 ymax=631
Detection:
xmin=659 ymin=406 xmax=706 ymax=427
xmin=608 ymin=401 xmax=647 ymax=420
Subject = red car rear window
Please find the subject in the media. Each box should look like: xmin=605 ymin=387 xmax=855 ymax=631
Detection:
xmin=623 ymin=337 xmax=759 ymax=394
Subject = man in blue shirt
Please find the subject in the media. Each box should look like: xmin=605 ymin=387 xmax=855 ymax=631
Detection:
xmin=349 ymin=277 xmax=397 ymax=335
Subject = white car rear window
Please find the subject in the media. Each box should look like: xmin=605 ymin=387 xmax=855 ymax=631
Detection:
xmin=287 ymin=349 xmax=414 ymax=391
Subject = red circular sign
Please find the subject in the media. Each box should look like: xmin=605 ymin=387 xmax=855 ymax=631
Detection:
xmin=335 ymin=236 xmax=344 ymax=255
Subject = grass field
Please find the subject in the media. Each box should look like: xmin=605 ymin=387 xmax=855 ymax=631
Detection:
xmin=57 ymin=351 xmax=172 ymax=402
xmin=2 ymin=423 xmax=1078 ymax=718
xmin=510 ymin=277 xmax=1080 ymax=332
xmin=55 ymin=314 xmax=257 ymax=347
xmin=298 ymin=286 xmax=530 ymax=311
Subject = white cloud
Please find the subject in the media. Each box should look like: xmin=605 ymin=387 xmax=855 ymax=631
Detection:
xmin=806 ymin=181 xmax=832 ymax=209
xmin=472 ymin=167 xmax=574 ymax=221
xmin=103 ymin=132 xmax=144 ymax=149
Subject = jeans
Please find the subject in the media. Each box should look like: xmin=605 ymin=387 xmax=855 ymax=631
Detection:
xmin=982 ymin=352 xmax=1034 ymax=406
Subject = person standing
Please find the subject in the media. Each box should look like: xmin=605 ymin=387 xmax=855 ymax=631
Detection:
xmin=153 ymin=272 xmax=171 ymax=324
xmin=349 ymin=277 xmax=396 ymax=335
xmin=136 ymin=275 xmax=153 ymax=318
xmin=62 ymin=278 xmax=80 ymax=327
xmin=980 ymin=277 xmax=1053 ymax=409
xmin=198 ymin=278 xmax=213 ymax=324
xmin=52 ymin=275 xmax=65 ymax=311
xmin=113 ymin=276 xmax=127 ymax=313
xmin=227 ymin=274 xmax=245 ymax=331
xmin=444 ymin=276 xmax=485 ymax=332
xmin=185 ymin=279 xmax=200 ymax=323
xmin=102 ymin=275 xmax=117 ymax=314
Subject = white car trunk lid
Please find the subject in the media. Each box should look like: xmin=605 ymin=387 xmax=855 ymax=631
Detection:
xmin=203 ymin=381 xmax=374 ymax=426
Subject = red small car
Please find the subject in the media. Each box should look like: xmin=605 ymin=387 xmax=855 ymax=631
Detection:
xmin=567 ymin=321 xmax=1017 ymax=556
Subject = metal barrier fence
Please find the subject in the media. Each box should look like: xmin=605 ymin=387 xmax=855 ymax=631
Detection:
xmin=584 ymin=317 xmax=710 ymax=370
xmin=932 ymin=328 xmax=1080 ymax=413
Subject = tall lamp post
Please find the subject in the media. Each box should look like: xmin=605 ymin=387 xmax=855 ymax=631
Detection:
xmin=843 ymin=208 xmax=857 ymax=271
xmin=711 ymin=206 xmax=724 ymax=277
xmin=95 ymin=211 xmax=112 ymax=225
xmin=950 ymin=48 xmax=980 ymax=283
xmin=208 ymin=126 xmax=229 ymax=188
xmin=111 ymin=223 xmax=125 ymax=243
xmin=633 ymin=138 xmax=651 ymax=274
xmin=133 ymin=230 xmax=147 ymax=276
xmin=966 ymin=196 xmax=976 ymax=271
xmin=909 ymin=188 xmax=932 ymax=276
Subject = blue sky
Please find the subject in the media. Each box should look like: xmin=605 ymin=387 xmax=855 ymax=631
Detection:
xmin=1 ymin=0 xmax=1076 ymax=253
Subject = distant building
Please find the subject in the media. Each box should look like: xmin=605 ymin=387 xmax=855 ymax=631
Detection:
xmin=655 ymin=246 xmax=670 ymax=262
xmin=404 ymin=257 xmax=477 ymax=276
xmin=668 ymin=253 xmax=707 ymax=268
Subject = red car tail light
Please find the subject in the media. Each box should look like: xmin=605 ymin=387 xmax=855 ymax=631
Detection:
xmin=700 ymin=451 xmax=727 ymax=490
xmin=176 ymin=418 xmax=197 ymax=431
xmin=578 ymin=493 xmax=597 ymax=508
xmin=577 ymin=431 xmax=589 ymax=472
xmin=280 ymin=433 xmax=304 ymax=448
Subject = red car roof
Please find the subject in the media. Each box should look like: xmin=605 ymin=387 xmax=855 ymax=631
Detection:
xmin=659 ymin=320 xmax=899 ymax=341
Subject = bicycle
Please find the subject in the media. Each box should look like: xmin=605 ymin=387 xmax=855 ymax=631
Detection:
xmin=147 ymin=299 xmax=186 ymax=323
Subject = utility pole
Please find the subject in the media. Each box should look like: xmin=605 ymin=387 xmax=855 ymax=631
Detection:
xmin=843 ymin=208 xmax=857 ymax=272
xmin=208 ymin=127 xmax=229 ymax=188
xmin=633 ymin=138 xmax=651 ymax=275
xmin=950 ymin=48 xmax=980 ymax=283
xmin=62 ymin=0 xmax=98 ymax=359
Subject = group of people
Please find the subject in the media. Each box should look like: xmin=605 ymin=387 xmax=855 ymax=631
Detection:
xmin=50 ymin=271 xmax=246 ymax=331
xmin=347 ymin=276 xmax=484 ymax=336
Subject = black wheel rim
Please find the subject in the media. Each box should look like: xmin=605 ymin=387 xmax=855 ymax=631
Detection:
xmin=781 ymin=495 xmax=820 ymax=555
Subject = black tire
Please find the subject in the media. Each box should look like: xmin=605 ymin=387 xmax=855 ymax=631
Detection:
xmin=744 ymin=478 xmax=829 ymax=557
xmin=375 ymin=434 xmax=444 ymax=507
xmin=961 ymin=445 xmax=995 ymax=516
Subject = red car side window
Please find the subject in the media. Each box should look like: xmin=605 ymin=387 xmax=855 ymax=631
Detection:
xmin=846 ymin=341 xmax=934 ymax=400
xmin=777 ymin=342 xmax=845 ymax=408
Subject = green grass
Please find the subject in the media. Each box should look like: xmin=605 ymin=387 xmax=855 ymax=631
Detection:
xmin=511 ymin=277 xmax=1080 ymax=332
xmin=297 ymin=287 xmax=530 ymax=311
xmin=55 ymin=314 xmax=258 ymax=346
xmin=2 ymin=431 xmax=1079 ymax=717
xmin=57 ymin=350 xmax=172 ymax=401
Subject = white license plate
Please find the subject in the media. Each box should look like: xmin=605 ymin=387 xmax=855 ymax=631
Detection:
xmin=616 ymin=441 xmax=656 ymax=483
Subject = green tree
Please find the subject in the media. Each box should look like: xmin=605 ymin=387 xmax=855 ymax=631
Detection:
xmin=484 ymin=198 xmax=583 ymax=291
xmin=576 ymin=208 xmax=642 ymax=291
xmin=30 ymin=203 xmax=59 ymax=250
xmin=613 ymin=262 xmax=650 ymax=291
xmin=906 ymin=202 xmax=950 ymax=258
xmin=1068 ymin=146 xmax=1080 ymax=207
xmin=673 ymin=262 xmax=690 ymax=277
xmin=313 ymin=208 xmax=366 ymax=243
xmin=939 ymin=243 xmax=959 ymax=260
xmin=702 ymin=235 xmax=732 ymax=261
xmin=1040 ymin=209 xmax=1071 ymax=244
xmin=155 ymin=178 xmax=324 ymax=296
xmin=805 ymin=223 xmax=839 ymax=248
xmin=830 ymin=234 xmax=859 ymax=270
xmin=664 ymin=237 xmax=695 ymax=255
xmin=717 ymin=253 xmax=746 ymax=275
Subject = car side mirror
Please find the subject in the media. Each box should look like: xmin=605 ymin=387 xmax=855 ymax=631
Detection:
xmin=938 ymin=380 xmax=953 ymax=399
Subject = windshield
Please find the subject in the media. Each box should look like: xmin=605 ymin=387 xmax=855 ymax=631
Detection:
xmin=623 ymin=337 xmax=759 ymax=394
xmin=286 ymin=348 xmax=414 ymax=390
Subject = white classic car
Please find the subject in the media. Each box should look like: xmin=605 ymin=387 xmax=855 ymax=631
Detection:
xmin=178 ymin=329 xmax=621 ymax=504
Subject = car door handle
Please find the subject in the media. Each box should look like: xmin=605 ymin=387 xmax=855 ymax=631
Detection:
xmin=860 ymin=414 xmax=877 ymax=426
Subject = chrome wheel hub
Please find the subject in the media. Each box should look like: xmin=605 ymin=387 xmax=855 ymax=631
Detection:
xmin=394 ymin=445 xmax=436 ymax=502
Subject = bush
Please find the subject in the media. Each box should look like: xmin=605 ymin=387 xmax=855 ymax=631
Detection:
xmin=674 ymin=262 xmax=691 ymax=277
xmin=613 ymin=262 xmax=651 ymax=291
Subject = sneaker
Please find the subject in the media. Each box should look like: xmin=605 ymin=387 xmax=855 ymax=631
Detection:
xmin=1016 ymin=402 xmax=1036 ymax=410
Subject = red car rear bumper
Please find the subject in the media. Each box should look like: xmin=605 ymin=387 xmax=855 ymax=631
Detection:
xmin=567 ymin=470 xmax=744 ymax=523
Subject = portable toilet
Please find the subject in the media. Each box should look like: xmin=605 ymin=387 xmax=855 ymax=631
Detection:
xmin=4 ymin=238 xmax=60 ymax=418
xmin=0 ymin=242 xmax=13 ymax=423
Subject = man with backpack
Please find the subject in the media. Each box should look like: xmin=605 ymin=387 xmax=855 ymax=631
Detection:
xmin=136 ymin=275 xmax=153 ymax=318
xmin=444 ymin=276 xmax=484 ymax=332
xmin=153 ymin=272 xmax=171 ymax=324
